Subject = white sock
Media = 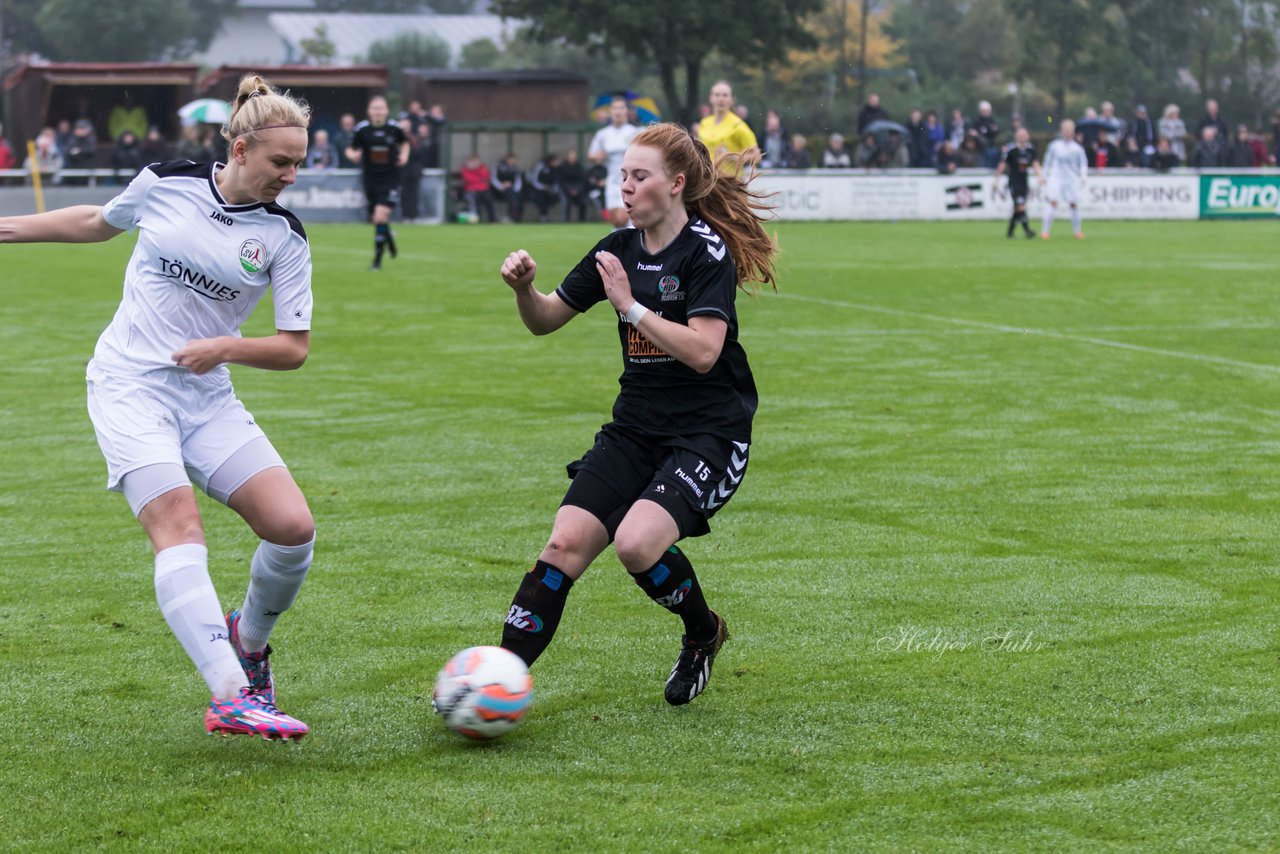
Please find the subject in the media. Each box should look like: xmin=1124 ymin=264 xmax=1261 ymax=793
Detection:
xmin=238 ymin=536 xmax=315 ymax=653
xmin=1041 ymin=206 xmax=1056 ymax=234
xmin=154 ymin=543 xmax=247 ymax=700
xmin=1071 ymin=207 xmax=1082 ymax=233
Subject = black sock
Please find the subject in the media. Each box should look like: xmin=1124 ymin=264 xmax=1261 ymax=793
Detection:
xmin=1007 ymin=211 xmax=1018 ymax=236
xmin=1019 ymin=211 xmax=1032 ymax=234
xmin=374 ymin=223 xmax=388 ymax=264
xmin=631 ymin=546 xmax=717 ymax=641
xmin=500 ymin=561 xmax=574 ymax=667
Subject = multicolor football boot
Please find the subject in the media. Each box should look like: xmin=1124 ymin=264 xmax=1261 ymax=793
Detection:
xmin=204 ymin=687 xmax=309 ymax=741
xmin=225 ymin=610 xmax=274 ymax=704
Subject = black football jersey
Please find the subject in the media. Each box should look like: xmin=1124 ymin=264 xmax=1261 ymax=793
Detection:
xmin=350 ymin=121 xmax=407 ymax=178
xmin=556 ymin=220 xmax=757 ymax=440
xmin=1004 ymin=143 xmax=1037 ymax=186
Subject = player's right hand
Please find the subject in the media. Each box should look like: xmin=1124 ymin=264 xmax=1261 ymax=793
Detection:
xmin=501 ymin=249 xmax=537 ymax=290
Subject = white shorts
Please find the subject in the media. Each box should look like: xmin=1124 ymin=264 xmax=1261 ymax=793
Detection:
xmin=605 ymin=179 xmax=624 ymax=210
xmin=86 ymin=363 xmax=279 ymax=495
xmin=1046 ymin=180 xmax=1081 ymax=205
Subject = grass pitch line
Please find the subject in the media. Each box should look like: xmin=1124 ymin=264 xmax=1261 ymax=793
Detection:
xmin=776 ymin=292 xmax=1280 ymax=376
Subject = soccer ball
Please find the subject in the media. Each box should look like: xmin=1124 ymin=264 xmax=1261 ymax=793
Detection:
xmin=432 ymin=645 xmax=532 ymax=740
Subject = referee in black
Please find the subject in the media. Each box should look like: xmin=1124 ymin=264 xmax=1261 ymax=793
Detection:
xmin=993 ymin=126 xmax=1041 ymax=238
xmin=344 ymin=95 xmax=409 ymax=270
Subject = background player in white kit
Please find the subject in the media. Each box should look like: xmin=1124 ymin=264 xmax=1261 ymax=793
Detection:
xmin=588 ymin=94 xmax=640 ymax=229
xmin=1040 ymin=118 xmax=1088 ymax=240
xmin=0 ymin=74 xmax=316 ymax=741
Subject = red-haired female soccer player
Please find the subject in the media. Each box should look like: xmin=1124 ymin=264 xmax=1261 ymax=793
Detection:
xmin=498 ymin=123 xmax=776 ymax=705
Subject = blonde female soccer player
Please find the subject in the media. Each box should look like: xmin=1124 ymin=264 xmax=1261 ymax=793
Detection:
xmin=497 ymin=124 xmax=777 ymax=706
xmin=0 ymin=74 xmax=316 ymax=740
xmin=697 ymin=80 xmax=759 ymax=164
xmin=1040 ymin=118 xmax=1088 ymax=239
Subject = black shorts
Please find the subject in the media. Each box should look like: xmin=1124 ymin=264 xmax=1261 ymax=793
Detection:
xmin=1009 ymin=182 xmax=1029 ymax=206
xmin=562 ymin=424 xmax=750 ymax=540
xmin=364 ymin=177 xmax=401 ymax=214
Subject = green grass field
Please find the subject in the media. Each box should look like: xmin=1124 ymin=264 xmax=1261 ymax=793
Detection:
xmin=1 ymin=219 xmax=1277 ymax=850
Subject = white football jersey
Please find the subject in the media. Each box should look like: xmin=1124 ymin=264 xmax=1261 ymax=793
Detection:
xmin=589 ymin=123 xmax=640 ymax=187
xmin=1043 ymin=139 xmax=1088 ymax=183
xmin=95 ymin=161 xmax=312 ymax=381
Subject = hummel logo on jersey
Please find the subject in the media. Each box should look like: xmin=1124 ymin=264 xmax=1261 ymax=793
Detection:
xmin=706 ymin=442 xmax=749 ymax=510
xmin=209 ymin=210 xmax=233 ymax=226
xmin=160 ymin=257 xmax=241 ymax=302
xmin=690 ymin=220 xmax=727 ymax=261
xmin=637 ymin=261 xmax=663 ymax=271
xmin=505 ymin=605 xmax=544 ymax=633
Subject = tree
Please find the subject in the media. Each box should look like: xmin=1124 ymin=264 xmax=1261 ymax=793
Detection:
xmin=187 ymin=0 xmax=240 ymax=53
xmin=886 ymin=0 xmax=1017 ymax=93
xmin=425 ymin=0 xmax=477 ymax=11
xmin=459 ymin=38 xmax=502 ymax=70
xmin=366 ymin=31 xmax=453 ymax=95
xmin=1 ymin=0 xmax=57 ymax=59
xmin=3 ymin=0 xmax=236 ymax=61
xmin=34 ymin=0 xmax=195 ymax=61
xmin=491 ymin=0 xmax=823 ymax=126
xmin=1005 ymin=0 xmax=1122 ymax=119
xmin=298 ymin=24 xmax=338 ymax=64
xmin=490 ymin=25 xmax=643 ymax=98
xmin=313 ymin=0 xmax=430 ymax=10
xmin=764 ymin=1 xmax=898 ymax=106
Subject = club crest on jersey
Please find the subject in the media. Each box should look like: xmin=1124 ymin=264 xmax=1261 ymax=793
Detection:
xmin=658 ymin=275 xmax=683 ymax=301
xmin=239 ymin=239 xmax=266 ymax=273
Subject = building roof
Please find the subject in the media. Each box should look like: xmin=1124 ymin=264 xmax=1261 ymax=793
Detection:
xmin=403 ymin=68 xmax=587 ymax=83
xmin=199 ymin=64 xmax=389 ymax=92
xmin=266 ymin=13 xmax=516 ymax=66
xmin=4 ymin=62 xmax=201 ymax=92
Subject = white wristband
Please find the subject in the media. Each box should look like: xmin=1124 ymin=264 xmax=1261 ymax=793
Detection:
xmin=625 ymin=303 xmax=650 ymax=325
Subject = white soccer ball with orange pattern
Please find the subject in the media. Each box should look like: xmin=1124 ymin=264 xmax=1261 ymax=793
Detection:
xmin=432 ymin=645 xmax=533 ymax=740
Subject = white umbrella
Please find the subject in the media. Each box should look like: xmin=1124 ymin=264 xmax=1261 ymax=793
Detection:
xmin=178 ymin=98 xmax=232 ymax=125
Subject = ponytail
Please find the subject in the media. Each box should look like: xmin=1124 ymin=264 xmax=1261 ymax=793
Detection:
xmin=631 ymin=123 xmax=778 ymax=293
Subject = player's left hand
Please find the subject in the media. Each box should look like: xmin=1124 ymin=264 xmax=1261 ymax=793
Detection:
xmin=172 ymin=338 xmax=227 ymax=375
xmin=596 ymin=250 xmax=635 ymax=312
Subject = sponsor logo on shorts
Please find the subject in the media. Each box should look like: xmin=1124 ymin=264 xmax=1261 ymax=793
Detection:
xmin=505 ymin=605 xmax=543 ymax=633
xmin=240 ymin=239 xmax=267 ymax=273
xmin=673 ymin=466 xmax=706 ymax=499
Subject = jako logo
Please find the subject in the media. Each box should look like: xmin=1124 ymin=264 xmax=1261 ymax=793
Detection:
xmin=505 ymin=605 xmax=544 ymax=632
xmin=239 ymin=239 xmax=267 ymax=273
xmin=655 ymin=579 xmax=692 ymax=608
xmin=209 ymin=210 xmax=233 ymax=226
